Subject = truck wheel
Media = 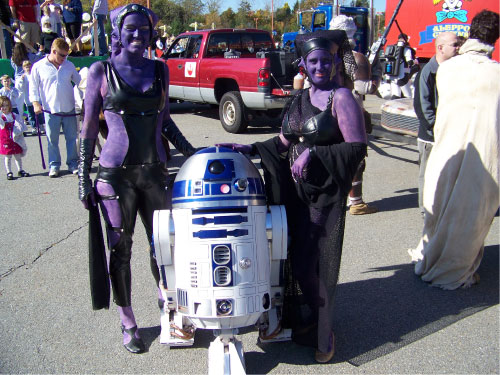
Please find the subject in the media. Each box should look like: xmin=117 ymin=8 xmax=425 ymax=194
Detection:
xmin=219 ymin=91 xmax=248 ymax=134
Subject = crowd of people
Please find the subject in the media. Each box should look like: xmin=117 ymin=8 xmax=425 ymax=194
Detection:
xmin=1 ymin=0 xmax=109 ymax=58
xmin=0 ymin=2 xmax=498 ymax=366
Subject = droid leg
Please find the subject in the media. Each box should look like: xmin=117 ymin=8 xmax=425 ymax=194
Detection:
xmin=158 ymin=283 xmax=195 ymax=346
xmin=153 ymin=210 xmax=195 ymax=346
xmin=258 ymin=205 xmax=291 ymax=343
xmin=208 ymin=329 xmax=245 ymax=375
xmin=257 ymin=287 xmax=292 ymax=343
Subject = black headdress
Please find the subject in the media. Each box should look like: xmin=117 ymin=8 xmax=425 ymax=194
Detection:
xmin=295 ymin=29 xmax=357 ymax=81
xmin=110 ymin=4 xmax=158 ymax=45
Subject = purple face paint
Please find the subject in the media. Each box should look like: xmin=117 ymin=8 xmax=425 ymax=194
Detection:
xmin=120 ymin=12 xmax=151 ymax=55
xmin=305 ymin=49 xmax=336 ymax=88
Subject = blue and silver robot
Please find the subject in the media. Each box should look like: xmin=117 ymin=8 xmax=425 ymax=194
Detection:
xmin=153 ymin=146 xmax=289 ymax=374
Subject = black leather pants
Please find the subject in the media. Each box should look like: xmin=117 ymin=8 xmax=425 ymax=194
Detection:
xmin=96 ymin=163 xmax=169 ymax=306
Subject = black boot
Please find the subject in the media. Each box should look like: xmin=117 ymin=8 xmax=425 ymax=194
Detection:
xmin=121 ymin=325 xmax=145 ymax=354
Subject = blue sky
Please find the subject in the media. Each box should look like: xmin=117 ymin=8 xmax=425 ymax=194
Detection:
xmin=221 ymin=0 xmax=386 ymax=13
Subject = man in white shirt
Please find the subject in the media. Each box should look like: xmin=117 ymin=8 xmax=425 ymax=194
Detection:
xmin=29 ymin=38 xmax=81 ymax=177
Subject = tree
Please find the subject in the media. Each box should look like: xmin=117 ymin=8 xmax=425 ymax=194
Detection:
xmin=235 ymin=0 xmax=252 ymax=28
xmin=252 ymin=9 xmax=270 ymax=30
xmin=275 ymin=2 xmax=291 ymax=23
xmin=220 ymin=8 xmax=236 ymax=28
xmin=206 ymin=0 xmax=220 ymax=14
xmin=151 ymin=0 xmax=186 ymax=35
xmin=300 ymin=0 xmax=322 ymax=9
xmin=108 ymin=0 xmax=149 ymax=11
xmin=354 ymin=0 xmax=369 ymax=7
xmin=375 ymin=12 xmax=385 ymax=38
xmin=205 ymin=0 xmax=221 ymax=29
xmin=178 ymin=0 xmax=205 ymax=22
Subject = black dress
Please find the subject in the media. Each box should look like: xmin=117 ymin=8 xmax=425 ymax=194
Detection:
xmin=255 ymin=88 xmax=366 ymax=352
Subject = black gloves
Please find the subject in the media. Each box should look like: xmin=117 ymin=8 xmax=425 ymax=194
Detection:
xmin=161 ymin=118 xmax=196 ymax=157
xmin=78 ymin=138 xmax=96 ymax=203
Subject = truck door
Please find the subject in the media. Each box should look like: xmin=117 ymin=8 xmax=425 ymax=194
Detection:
xmin=165 ymin=34 xmax=203 ymax=101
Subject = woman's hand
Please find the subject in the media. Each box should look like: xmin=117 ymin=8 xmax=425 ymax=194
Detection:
xmin=216 ymin=143 xmax=253 ymax=155
xmin=81 ymin=191 xmax=97 ymax=210
xmin=291 ymin=148 xmax=310 ymax=181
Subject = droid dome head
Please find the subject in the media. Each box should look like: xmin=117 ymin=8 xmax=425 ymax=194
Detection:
xmin=172 ymin=147 xmax=266 ymax=209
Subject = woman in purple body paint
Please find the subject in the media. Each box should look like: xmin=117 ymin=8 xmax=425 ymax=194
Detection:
xmin=219 ymin=29 xmax=366 ymax=363
xmin=78 ymin=4 xmax=196 ymax=354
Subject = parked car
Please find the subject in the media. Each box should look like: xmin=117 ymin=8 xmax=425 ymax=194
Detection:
xmin=380 ymin=97 xmax=419 ymax=137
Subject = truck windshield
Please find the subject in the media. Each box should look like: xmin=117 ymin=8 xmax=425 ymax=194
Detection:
xmin=167 ymin=35 xmax=203 ymax=59
xmin=313 ymin=12 xmax=327 ymax=29
xmin=167 ymin=36 xmax=188 ymax=58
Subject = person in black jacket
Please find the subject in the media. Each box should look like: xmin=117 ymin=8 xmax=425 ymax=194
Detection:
xmin=414 ymin=31 xmax=459 ymax=215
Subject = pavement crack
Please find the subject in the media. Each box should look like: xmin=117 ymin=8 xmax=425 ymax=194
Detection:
xmin=0 ymin=224 xmax=87 ymax=282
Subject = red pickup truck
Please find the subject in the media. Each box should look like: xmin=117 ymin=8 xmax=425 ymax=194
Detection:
xmin=163 ymin=29 xmax=296 ymax=133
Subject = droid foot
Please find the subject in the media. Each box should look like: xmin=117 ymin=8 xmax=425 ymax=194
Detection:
xmin=208 ymin=335 xmax=245 ymax=375
xmin=258 ymin=327 xmax=292 ymax=343
xmin=159 ymin=318 xmax=195 ymax=346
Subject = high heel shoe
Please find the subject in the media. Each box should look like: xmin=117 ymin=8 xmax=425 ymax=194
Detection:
xmin=314 ymin=331 xmax=335 ymax=363
xmin=121 ymin=325 xmax=145 ymax=354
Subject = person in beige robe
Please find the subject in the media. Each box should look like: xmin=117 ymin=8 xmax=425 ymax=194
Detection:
xmin=409 ymin=10 xmax=499 ymax=290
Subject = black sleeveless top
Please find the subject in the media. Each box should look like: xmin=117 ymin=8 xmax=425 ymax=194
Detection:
xmin=282 ymin=89 xmax=344 ymax=182
xmin=282 ymin=89 xmax=343 ymax=147
xmin=102 ymin=60 xmax=166 ymax=165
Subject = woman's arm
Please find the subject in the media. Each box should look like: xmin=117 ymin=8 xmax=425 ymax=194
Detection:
xmin=333 ymin=87 xmax=367 ymax=143
xmin=80 ymin=62 xmax=103 ymax=139
xmin=78 ymin=62 xmax=104 ymax=206
xmin=160 ymin=64 xmax=195 ymax=157
xmin=277 ymin=132 xmax=291 ymax=153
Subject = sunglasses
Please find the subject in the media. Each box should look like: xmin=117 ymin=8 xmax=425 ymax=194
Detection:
xmin=54 ymin=50 xmax=68 ymax=58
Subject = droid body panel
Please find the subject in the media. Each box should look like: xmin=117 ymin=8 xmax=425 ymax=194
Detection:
xmin=167 ymin=204 xmax=270 ymax=330
xmin=153 ymin=147 xmax=288 ymax=370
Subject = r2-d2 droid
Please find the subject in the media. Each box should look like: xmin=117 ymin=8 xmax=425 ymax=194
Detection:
xmin=153 ymin=146 xmax=289 ymax=374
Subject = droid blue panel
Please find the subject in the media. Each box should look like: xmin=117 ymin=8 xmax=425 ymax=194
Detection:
xmin=204 ymin=159 xmax=235 ymax=181
xmin=173 ymin=180 xmax=187 ymax=198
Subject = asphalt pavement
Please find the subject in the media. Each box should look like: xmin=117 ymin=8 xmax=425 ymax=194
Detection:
xmin=0 ymin=96 xmax=498 ymax=374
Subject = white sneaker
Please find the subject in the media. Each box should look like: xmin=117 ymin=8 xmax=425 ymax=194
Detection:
xmin=69 ymin=167 xmax=78 ymax=175
xmin=49 ymin=168 xmax=59 ymax=178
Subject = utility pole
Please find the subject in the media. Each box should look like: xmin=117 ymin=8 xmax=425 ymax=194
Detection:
xmin=271 ymin=0 xmax=274 ymax=34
